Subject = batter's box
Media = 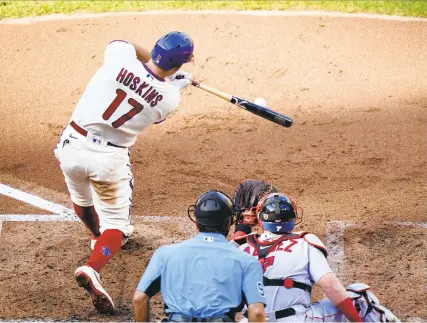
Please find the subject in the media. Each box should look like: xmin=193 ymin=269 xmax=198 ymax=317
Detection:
xmin=339 ymin=221 xmax=426 ymax=321
xmin=0 ymin=219 xmax=195 ymax=322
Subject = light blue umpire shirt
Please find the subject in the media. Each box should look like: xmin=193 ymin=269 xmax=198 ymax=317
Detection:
xmin=136 ymin=232 xmax=266 ymax=318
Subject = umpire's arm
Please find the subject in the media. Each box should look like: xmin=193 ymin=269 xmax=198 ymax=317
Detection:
xmin=242 ymin=259 xmax=266 ymax=322
xmin=133 ymin=248 xmax=163 ymax=322
xmin=133 ymin=291 xmax=150 ymax=322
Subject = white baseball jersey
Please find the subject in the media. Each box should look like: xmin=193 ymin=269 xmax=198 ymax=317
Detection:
xmin=237 ymin=233 xmax=399 ymax=323
xmin=71 ymin=40 xmax=180 ymax=147
xmin=239 ymin=232 xmax=332 ymax=313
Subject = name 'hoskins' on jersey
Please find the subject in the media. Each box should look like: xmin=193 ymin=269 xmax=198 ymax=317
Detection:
xmin=115 ymin=68 xmax=163 ymax=108
xmin=71 ymin=40 xmax=180 ymax=147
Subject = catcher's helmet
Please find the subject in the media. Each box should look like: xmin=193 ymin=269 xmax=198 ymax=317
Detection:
xmin=188 ymin=190 xmax=236 ymax=226
xmin=256 ymin=193 xmax=303 ymax=233
xmin=151 ymin=31 xmax=194 ymax=71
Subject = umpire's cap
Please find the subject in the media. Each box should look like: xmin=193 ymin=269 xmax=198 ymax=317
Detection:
xmin=188 ymin=190 xmax=236 ymax=226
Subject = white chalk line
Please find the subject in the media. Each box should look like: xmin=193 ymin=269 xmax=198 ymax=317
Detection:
xmin=0 ymin=183 xmax=192 ymax=239
xmin=325 ymin=221 xmax=427 ymax=322
xmin=1 ymin=9 xmax=426 ymax=25
xmin=326 ymin=220 xmax=347 ymax=282
xmin=406 ymin=317 xmax=427 ymax=323
xmin=0 ymin=183 xmax=186 ymax=222
xmin=0 ymin=214 xmax=184 ymax=222
xmin=0 ymin=183 xmax=72 ymax=215
xmin=0 ymin=214 xmax=77 ymax=222
xmin=396 ymin=221 xmax=427 ymax=229
xmin=0 ymin=184 xmax=425 ymax=320
xmin=325 ymin=220 xmax=427 ymax=284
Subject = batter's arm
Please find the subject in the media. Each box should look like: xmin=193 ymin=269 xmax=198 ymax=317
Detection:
xmin=133 ymin=291 xmax=150 ymax=322
xmin=130 ymin=43 xmax=151 ymax=63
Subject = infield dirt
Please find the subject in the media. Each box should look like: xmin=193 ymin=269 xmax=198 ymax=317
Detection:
xmin=0 ymin=13 xmax=426 ymax=321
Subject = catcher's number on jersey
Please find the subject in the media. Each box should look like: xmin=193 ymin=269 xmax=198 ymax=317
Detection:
xmin=103 ymin=89 xmax=144 ymax=128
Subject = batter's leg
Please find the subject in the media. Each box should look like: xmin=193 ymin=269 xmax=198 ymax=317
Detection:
xmin=73 ymin=203 xmax=101 ymax=237
xmin=74 ymin=148 xmax=133 ymax=314
xmin=54 ymin=135 xmax=96 ymax=236
xmin=86 ymin=170 xmax=133 ymax=273
xmin=87 ymin=229 xmax=123 ymax=273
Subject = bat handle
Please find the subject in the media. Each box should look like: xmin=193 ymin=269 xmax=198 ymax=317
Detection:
xmin=191 ymin=80 xmax=233 ymax=101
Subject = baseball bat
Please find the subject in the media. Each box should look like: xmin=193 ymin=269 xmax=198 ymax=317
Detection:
xmin=191 ymin=80 xmax=293 ymax=128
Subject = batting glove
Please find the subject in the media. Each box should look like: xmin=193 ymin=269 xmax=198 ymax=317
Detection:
xmin=166 ymin=71 xmax=192 ymax=90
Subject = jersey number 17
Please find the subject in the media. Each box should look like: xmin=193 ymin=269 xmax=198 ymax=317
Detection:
xmin=103 ymin=89 xmax=144 ymax=128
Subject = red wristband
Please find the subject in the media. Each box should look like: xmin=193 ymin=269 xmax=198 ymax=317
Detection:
xmin=336 ymin=297 xmax=363 ymax=322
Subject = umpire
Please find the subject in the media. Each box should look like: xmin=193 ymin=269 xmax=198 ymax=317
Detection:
xmin=133 ymin=190 xmax=266 ymax=322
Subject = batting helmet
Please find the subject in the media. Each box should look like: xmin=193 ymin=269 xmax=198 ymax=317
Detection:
xmin=151 ymin=31 xmax=194 ymax=71
xmin=256 ymin=193 xmax=303 ymax=233
xmin=188 ymin=190 xmax=236 ymax=226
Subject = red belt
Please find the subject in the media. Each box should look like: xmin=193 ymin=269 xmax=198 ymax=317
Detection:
xmin=70 ymin=121 xmax=126 ymax=149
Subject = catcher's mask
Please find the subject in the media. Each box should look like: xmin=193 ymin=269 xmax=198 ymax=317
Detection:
xmin=187 ymin=190 xmax=239 ymax=226
xmin=256 ymin=193 xmax=303 ymax=233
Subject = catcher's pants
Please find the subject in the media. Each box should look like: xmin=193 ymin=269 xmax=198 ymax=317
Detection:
xmin=54 ymin=124 xmax=134 ymax=237
xmin=167 ymin=313 xmax=234 ymax=322
xmin=240 ymin=283 xmax=399 ymax=323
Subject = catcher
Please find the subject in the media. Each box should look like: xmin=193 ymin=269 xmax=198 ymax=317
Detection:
xmin=230 ymin=179 xmax=400 ymax=322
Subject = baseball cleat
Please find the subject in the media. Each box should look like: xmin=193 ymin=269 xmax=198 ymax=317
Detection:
xmin=74 ymin=265 xmax=115 ymax=314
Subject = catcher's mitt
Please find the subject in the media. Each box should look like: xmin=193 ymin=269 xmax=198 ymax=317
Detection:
xmin=232 ymin=179 xmax=278 ymax=225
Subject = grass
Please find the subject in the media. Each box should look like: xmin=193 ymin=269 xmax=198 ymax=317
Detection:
xmin=0 ymin=1 xmax=426 ymax=19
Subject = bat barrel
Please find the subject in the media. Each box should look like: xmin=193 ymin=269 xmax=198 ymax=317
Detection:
xmin=231 ymin=97 xmax=293 ymax=128
xmin=191 ymin=80 xmax=293 ymax=128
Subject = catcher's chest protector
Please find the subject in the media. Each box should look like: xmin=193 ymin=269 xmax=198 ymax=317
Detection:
xmin=246 ymin=232 xmax=308 ymax=259
xmin=245 ymin=232 xmax=313 ymax=293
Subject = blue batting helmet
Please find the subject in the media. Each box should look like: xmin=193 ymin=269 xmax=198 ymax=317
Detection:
xmin=151 ymin=31 xmax=194 ymax=71
xmin=256 ymin=193 xmax=303 ymax=233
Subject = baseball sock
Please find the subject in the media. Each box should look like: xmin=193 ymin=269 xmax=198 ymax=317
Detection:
xmin=73 ymin=203 xmax=100 ymax=237
xmin=87 ymin=229 xmax=123 ymax=273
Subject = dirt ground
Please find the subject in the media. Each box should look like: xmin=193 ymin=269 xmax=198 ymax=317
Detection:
xmin=0 ymin=12 xmax=426 ymax=322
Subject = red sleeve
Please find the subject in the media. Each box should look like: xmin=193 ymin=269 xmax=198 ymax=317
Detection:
xmin=336 ymin=297 xmax=363 ymax=322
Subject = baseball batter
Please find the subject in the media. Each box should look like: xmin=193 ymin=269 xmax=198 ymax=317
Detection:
xmin=231 ymin=183 xmax=400 ymax=322
xmin=54 ymin=32 xmax=194 ymax=314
